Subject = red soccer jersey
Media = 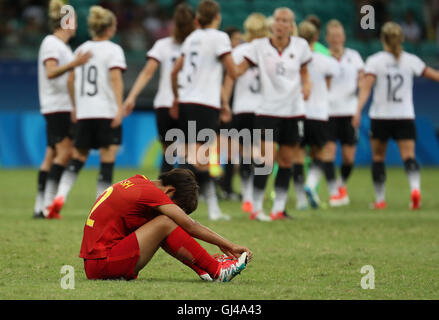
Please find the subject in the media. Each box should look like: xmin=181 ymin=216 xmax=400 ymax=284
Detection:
xmin=79 ymin=174 xmax=174 ymax=259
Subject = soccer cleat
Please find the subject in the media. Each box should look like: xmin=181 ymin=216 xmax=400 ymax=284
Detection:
xmin=199 ymin=273 xmax=213 ymax=281
xmin=241 ymin=201 xmax=253 ymax=214
xmin=249 ymin=210 xmax=271 ymax=222
xmin=329 ymin=193 xmax=349 ymax=207
xmin=304 ymin=186 xmax=320 ymax=209
xmin=410 ymin=189 xmax=421 ymax=210
xmin=47 ymin=196 xmax=64 ymax=219
xmin=214 ymin=252 xmax=247 ymax=283
xmin=371 ymin=201 xmax=387 ymax=210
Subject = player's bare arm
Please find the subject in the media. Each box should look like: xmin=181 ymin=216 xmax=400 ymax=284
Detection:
xmin=300 ymin=63 xmax=312 ymax=101
xmin=45 ymin=51 xmax=92 ymax=79
xmin=422 ymin=66 xmax=439 ymax=82
xmin=67 ymin=70 xmax=76 ymax=123
xmin=157 ymin=203 xmax=253 ymax=261
xmin=109 ymin=68 xmax=124 ymax=128
xmin=352 ymin=73 xmax=376 ymax=128
xmin=170 ymin=55 xmax=184 ymax=120
xmin=124 ymin=58 xmax=160 ymax=115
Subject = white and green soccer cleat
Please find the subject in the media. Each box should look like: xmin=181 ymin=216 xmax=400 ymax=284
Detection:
xmin=214 ymin=252 xmax=248 ymax=283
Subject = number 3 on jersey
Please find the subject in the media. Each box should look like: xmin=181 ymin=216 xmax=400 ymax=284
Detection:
xmin=86 ymin=186 xmax=113 ymax=227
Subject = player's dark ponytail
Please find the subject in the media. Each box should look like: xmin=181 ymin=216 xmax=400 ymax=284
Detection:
xmin=173 ymin=3 xmax=196 ymax=44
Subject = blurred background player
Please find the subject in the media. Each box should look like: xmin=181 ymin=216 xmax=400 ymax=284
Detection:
xmin=123 ymin=3 xmax=196 ymax=176
xmin=326 ymin=19 xmax=365 ymax=206
xmin=238 ymin=7 xmax=312 ymax=221
xmin=170 ymin=0 xmax=239 ymax=221
xmin=222 ymin=13 xmax=270 ymax=214
xmin=47 ymin=5 xmax=126 ymax=219
xmin=298 ymin=21 xmax=340 ymax=209
xmin=36 ymin=0 xmax=91 ymax=218
xmin=80 ymin=168 xmax=252 ymax=282
xmin=305 ymin=14 xmax=330 ymax=56
xmin=353 ymin=22 xmax=439 ymax=210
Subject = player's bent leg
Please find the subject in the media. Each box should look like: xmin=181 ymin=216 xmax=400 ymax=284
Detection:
xmin=34 ymin=147 xmax=55 ymax=218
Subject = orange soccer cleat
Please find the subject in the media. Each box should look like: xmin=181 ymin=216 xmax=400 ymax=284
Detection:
xmin=410 ymin=189 xmax=421 ymax=210
xmin=241 ymin=201 xmax=253 ymax=214
xmin=47 ymin=196 xmax=65 ymax=219
xmin=372 ymin=201 xmax=387 ymax=210
xmin=214 ymin=252 xmax=248 ymax=283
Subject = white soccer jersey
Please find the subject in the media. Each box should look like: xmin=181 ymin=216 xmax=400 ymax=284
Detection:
xmin=231 ymin=42 xmax=261 ymax=115
xmin=73 ymin=40 xmax=126 ymax=120
xmin=38 ymin=35 xmax=74 ymax=114
xmin=147 ymin=37 xmax=182 ymax=109
xmin=244 ymin=36 xmax=312 ymax=118
xmin=328 ymin=48 xmax=364 ymax=116
xmin=179 ymin=28 xmax=232 ymax=109
xmin=305 ymin=52 xmax=340 ymax=121
xmin=365 ymin=51 xmax=426 ymax=120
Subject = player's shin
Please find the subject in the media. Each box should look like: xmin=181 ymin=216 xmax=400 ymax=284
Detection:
xmin=42 ymin=164 xmax=65 ymax=213
xmin=271 ymin=167 xmax=291 ymax=218
xmin=97 ymin=162 xmax=114 ymax=198
xmin=372 ymin=161 xmax=386 ymax=204
xmin=164 ymin=226 xmax=220 ymax=279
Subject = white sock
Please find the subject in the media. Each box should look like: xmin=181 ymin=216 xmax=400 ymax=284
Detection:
xmin=252 ymin=187 xmax=265 ymax=212
xmin=373 ymin=182 xmax=386 ymax=203
xmin=241 ymin=174 xmax=253 ymax=203
xmin=204 ymin=180 xmax=222 ymax=216
xmin=56 ymin=170 xmax=79 ymax=202
xmin=306 ymin=165 xmax=323 ymax=191
xmin=271 ymin=187 xmax=288 ymax=213
xmin=407 ymin=171 xmax=421 ymax=192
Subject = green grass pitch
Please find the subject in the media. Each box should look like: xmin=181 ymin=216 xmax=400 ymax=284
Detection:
xmin=0 ymin=167 xmax=438 ymax=300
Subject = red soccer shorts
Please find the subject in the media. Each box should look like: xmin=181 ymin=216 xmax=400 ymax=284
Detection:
xmin=84 ymin=232 xmax=140 ymax=280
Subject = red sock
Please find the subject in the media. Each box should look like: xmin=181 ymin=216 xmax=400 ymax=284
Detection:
xmin=164 ymin=226 xmax=220 ymax=278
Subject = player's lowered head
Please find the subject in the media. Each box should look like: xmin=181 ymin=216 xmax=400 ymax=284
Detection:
xmin=88 ymin=5 xmax=117 ymax=41
xmin=156 ymin=168 xmax=199 ymax=215
xmin=49 ymin=0 xmax=77 ymax=39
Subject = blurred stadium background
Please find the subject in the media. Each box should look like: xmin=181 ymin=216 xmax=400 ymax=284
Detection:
xmin=1 ymin=0 xmax=439 ymax=168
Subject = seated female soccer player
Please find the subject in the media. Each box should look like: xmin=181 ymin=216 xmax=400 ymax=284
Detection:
xmin=79 ymin=168 xmax=252 ymax=282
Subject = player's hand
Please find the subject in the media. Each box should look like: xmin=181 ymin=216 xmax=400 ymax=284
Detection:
xmin=73 ymin=51 xmax=92 ymax=67
xmin=302 ymin=81 xmax=312 ymax=101
xmin=70 ymin=109 xmax=77 ymax=124
xmin=111 ymin=110 xmax=123 ymax=128
xmin=352 ymin=112 xmax=361 ymax=128
xmin=221 ymin=245 xmax=253 ymax=263
xmin=169 ymin=99 xmax=179 ymax=120
xmin=123 ymin=97 xmax=136 ymax=116
xmin=220 ymin=103 xmax=232 ymax=123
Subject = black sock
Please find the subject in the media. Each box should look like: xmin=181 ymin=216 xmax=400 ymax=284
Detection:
xmin=222 ymin=163 xmax=234 ymax=194
xmin=98 ymin=162 xmax=114 ymax=185
xmin=38 ymin=170 xmax=49 ymax=192
xmin=274 ymin=167 xmax=291 ymax=190
xmin=239 ymin=163 xmax=252 ymax=180
xmin=292 ymin=164 xmax=304 ymax=185
xmin=253 ymin=163 xmax=271 ymax=191
xmin=372 ymin=161 xmax=386 ymax=184
xmin=48 ymin=164 xmax=65 ymax=183
xmin=322 ymin=162 xmax=336 ymax=182
xmin=68 ymin=159 xmax=85 ymax=174
xmin=341 ymin=163 xmax=353 ymax=183
xmin=403 ymin=158 xmax=420 ymax=173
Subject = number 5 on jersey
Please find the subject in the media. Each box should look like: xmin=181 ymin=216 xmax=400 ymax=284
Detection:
xmin=86 ymin=186 xmax=113 ymax=227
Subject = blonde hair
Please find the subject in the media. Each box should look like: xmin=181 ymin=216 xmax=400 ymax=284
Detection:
xmin=273 ymin=7 xmax=297 ymax=36
xmin=298 ymin=21 xmax=318 ymax=44
xmin=381 ymin=22 xmax=404 ymax=59
xmin=325 ymin=19 xmax=344 ymax=35
xmin=88 ymin=5 xmax=116 ymax=38
xmin=243 ymin=13 xmax=270 ymax=42
xmin=48 ymin=0 xmax=65 ymax=30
